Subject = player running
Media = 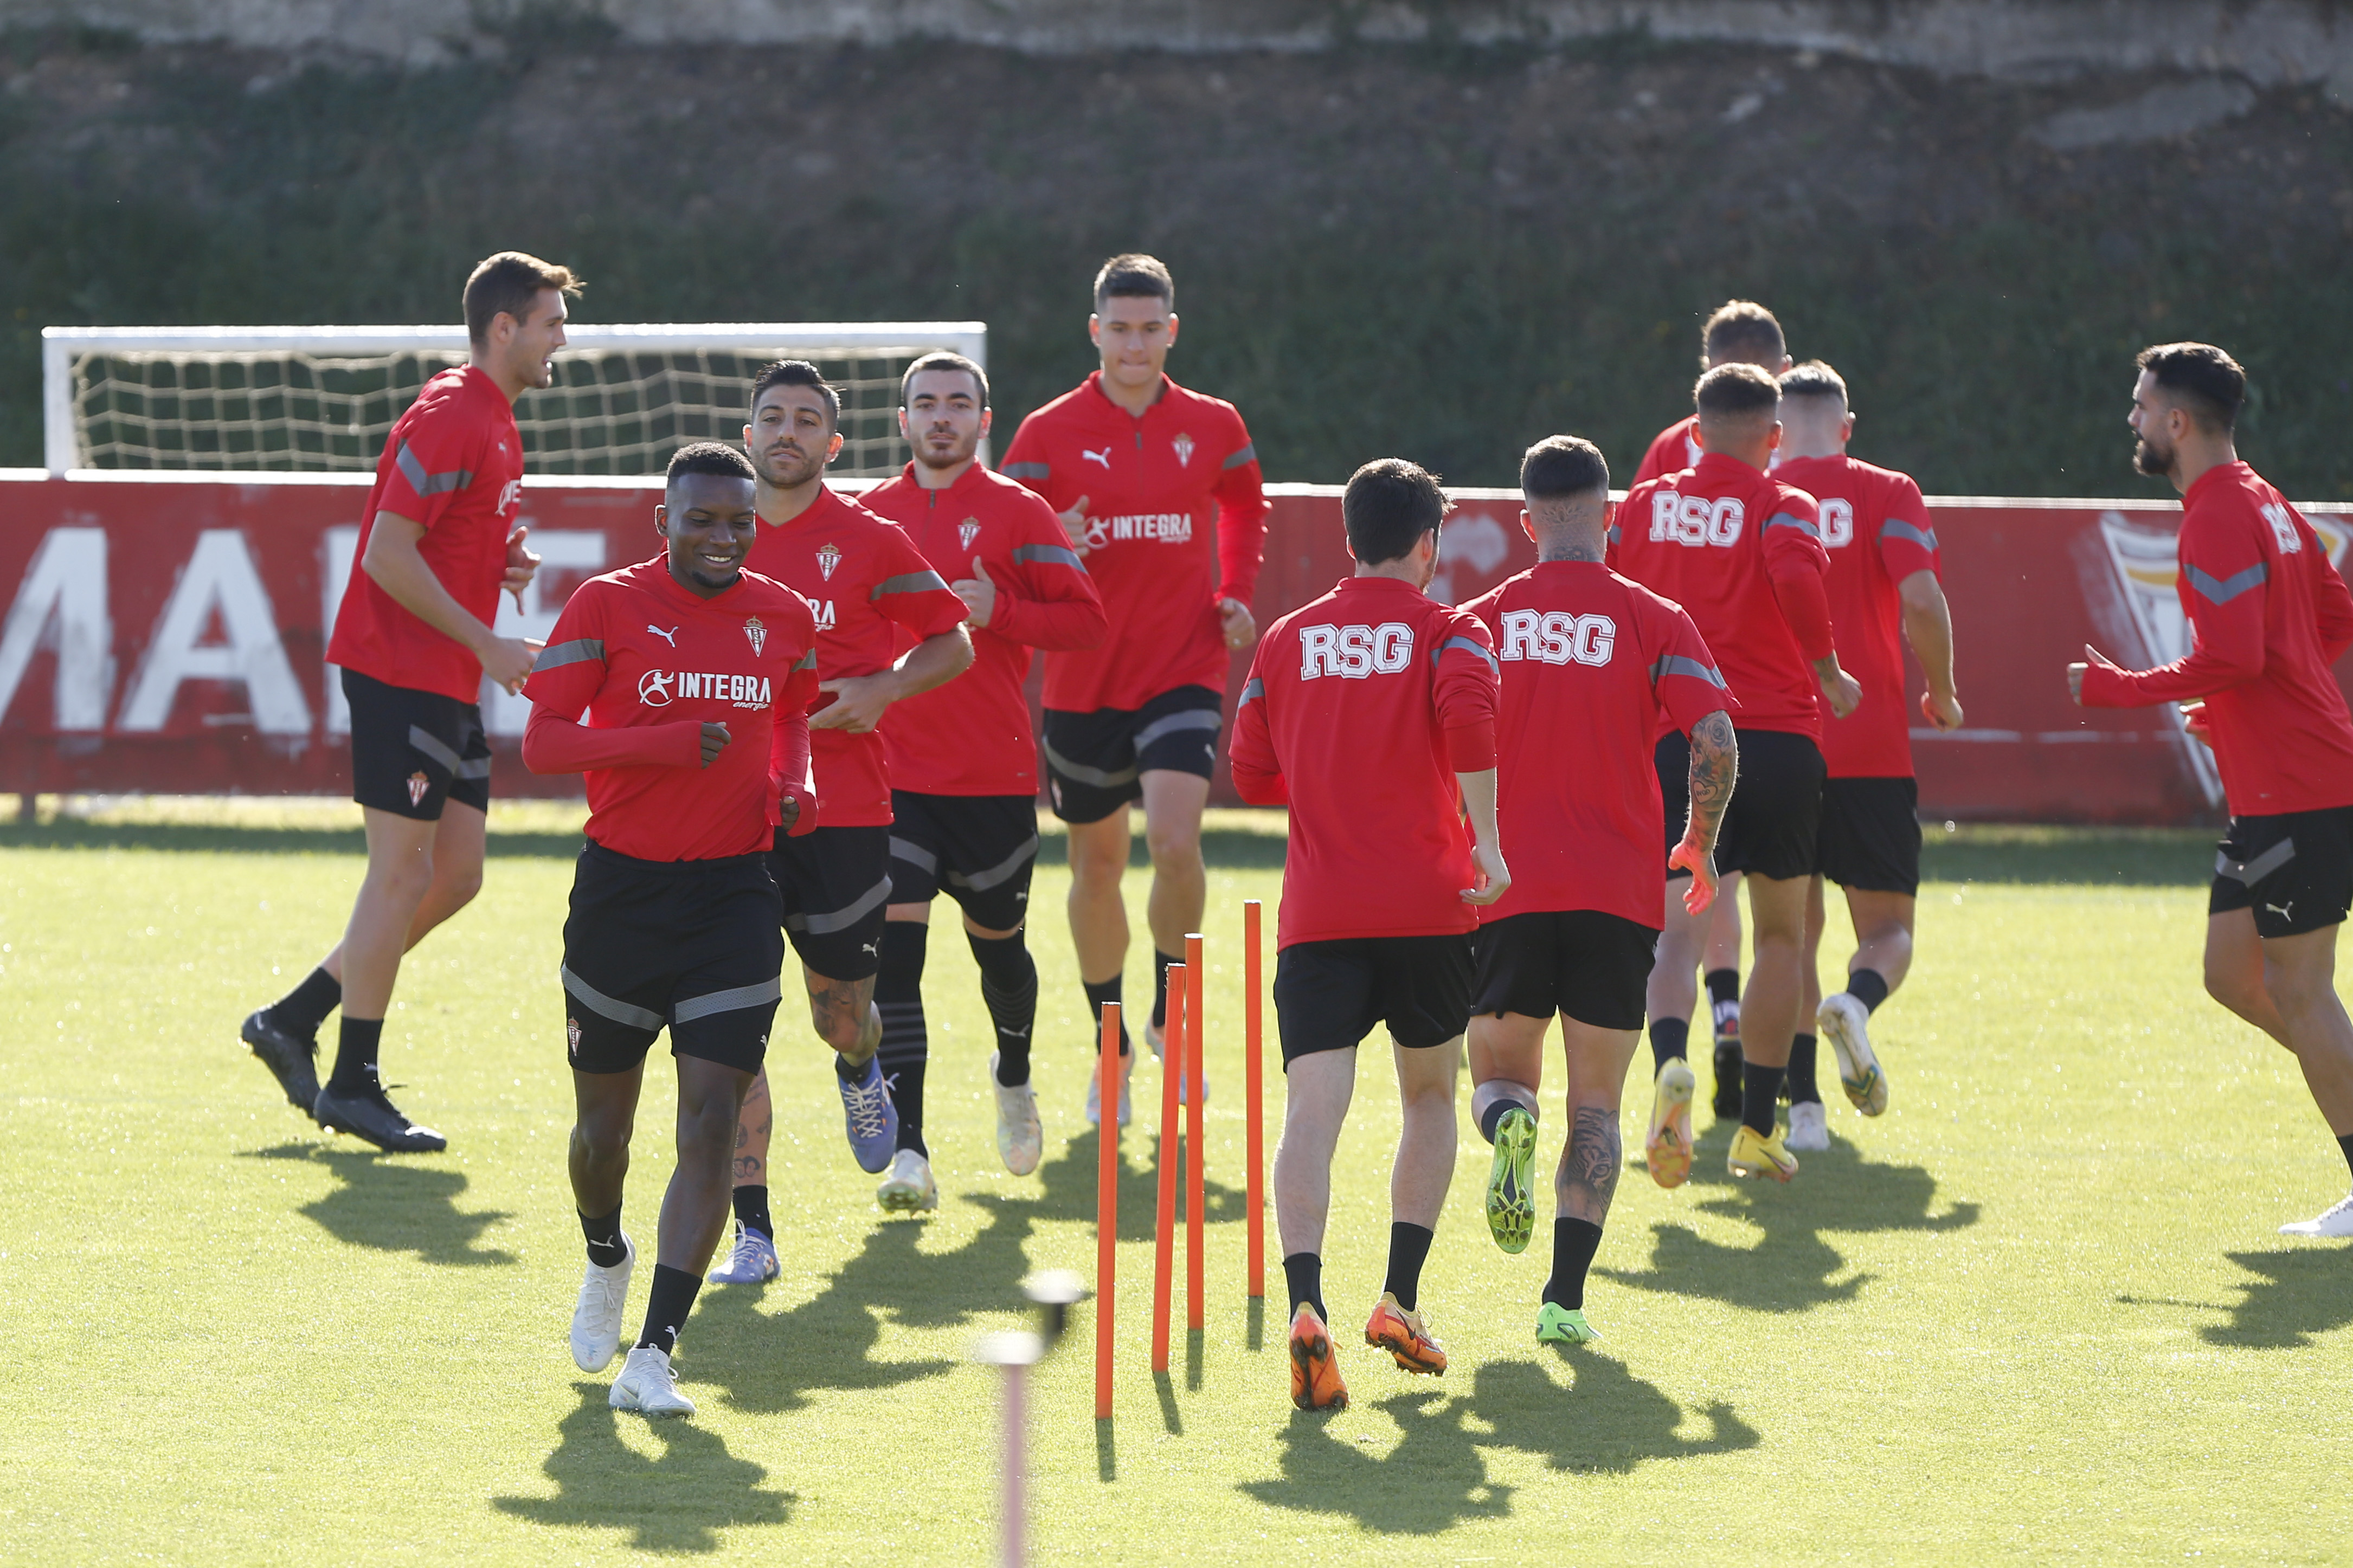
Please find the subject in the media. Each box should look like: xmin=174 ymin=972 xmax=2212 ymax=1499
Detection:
xmin=1773 ymin=361 xmax=1964 ymax=1149
xmin=863 ymin=352 xmax=1107 ymax=1187
xmin=2072 ymin=343 xmax=2353 ymax=1238
xmin=240 ymin=251 xmax=572 ymax=1152
xmin=1230 ymin=459 xmax=1507 ymax=1412
xmin=1462 ymin=436 xmax=1736 ymax=1344
xmin=999 ymin=254 xmax=1269 ymax=1126
xmin=521 ymin=442 xmax=820 ymax=1417
xmin=1612 ymin=363 xmax=1861 ymax=1185
xmin=715 ymin=361 xmax=972 ymax=1270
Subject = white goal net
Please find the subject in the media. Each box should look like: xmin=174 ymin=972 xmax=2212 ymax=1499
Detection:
xmin=40 ymin=322 xmax=987 ymax=479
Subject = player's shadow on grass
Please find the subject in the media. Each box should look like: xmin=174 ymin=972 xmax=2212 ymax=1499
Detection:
xmin=242 ymin=1141 xmax=517 ymax=1266
xmin=2197 ymin=1248 xmax=2353 ymax=1350
xmin=1596 ymin=1125 xmax=1978 ymax=1314
xmin=1238 ymin=1355 xmax=1756 ymax=1532
xmin=492 ymin=1382 xmax=795 ymax=1553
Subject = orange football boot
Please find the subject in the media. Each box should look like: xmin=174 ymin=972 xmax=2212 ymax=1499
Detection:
xmin=1364 ymin=1292 xmax=1448 ymax=1376
xmin=1289 ymin=1303 xmax=1350 ymax=1411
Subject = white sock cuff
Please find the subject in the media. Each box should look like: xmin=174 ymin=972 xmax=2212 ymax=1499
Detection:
xmin=1470 ymin=1079 xmax=1540 ymax=1139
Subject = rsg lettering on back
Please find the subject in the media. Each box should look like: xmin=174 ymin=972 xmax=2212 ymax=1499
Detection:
xmin=1649 ymin=492 xmax=1745 ymax=547
xmin=1299 ymin=622 xmax=1414 ymax=679
xmin=1496 ymin=610 xmax=1617 ymax=667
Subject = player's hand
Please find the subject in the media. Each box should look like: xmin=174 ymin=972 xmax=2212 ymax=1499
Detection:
xmin=1219 ymin=596 xmax=1257 ymax=651
xmin=1461 ymin=841 xmax=1510 ymax=906
xmin=1059 ymin=496 xmax=1092 ymax=557
xmin=953 ymin=557 xmax=997 ymax=628
xmin=1669 ymin=833 xmax=1719 ymax=915
xmin=503 ymin=523 xmax=540 ymax=611
xmin=1921 ymin=688 xmax=1965 ymax=730
xmin=1820 ymin=667 xmax=1862 ymax=719
xmin=2068 ymin=644 xmax=2121 ymax=706
xmin=2180 ymin=700 xmax=2214 ymax=747
xmin=479 ymin=634 xmax=542 ymax=695
xmin=809 ymin=674 xmax=895 ymax=733
xmin=776 ymin=792 xmax=801 ymax=830
xmin=699 ymin=721 xmax=731 ymax=767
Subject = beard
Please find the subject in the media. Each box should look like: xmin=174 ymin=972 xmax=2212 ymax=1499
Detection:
xmin=2133 ymin=435 xmax=2175 ymax=478
xmin=915 ymin=433 xmax=979 ymax=470
xmin=755 ymin=446 xmax=824 ymax=489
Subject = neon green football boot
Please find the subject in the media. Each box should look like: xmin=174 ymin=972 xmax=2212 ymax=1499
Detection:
xmin=1485 ymin=1105 xmax=1538 ymax=1254
xmin=1536 ymin=1302 xmax=1599 ymax=1346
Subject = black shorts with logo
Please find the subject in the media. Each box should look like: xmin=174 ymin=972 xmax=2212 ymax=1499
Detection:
xmin=1273 ymin=933 xmax=1475 ymax=1064
xmin=1816 ymin=777 xmax=1924 ymax=896
xmin=1042 ymin=683 xmax=1224 ymax=824
xmin=1658 ymin=727 xmax=1825 ymax=883
xmin=888 ymin=791 xmax=1039 ymax=932
xmin=1473 ymin=909 xmax=1661 ymax=1032
xmin=344 ymin=667 xmax=491 ymax=820
xmin=2209 ymin=805 xmax=2353 ymax=939
xmin=561 ymin=842 xmax=785 ymax=1076
xmin=769 ymin=824 xmax=892 ymax=980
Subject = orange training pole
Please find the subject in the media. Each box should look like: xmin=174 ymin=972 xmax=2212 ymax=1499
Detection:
xmin=1095 ymin=1001 xmax=1120 ymax=1421
xmin=1185 ymin=932 xmax=1206 ymax=1333
xmin=1244 ymin=900 xmax=1264 ymax=1300
xmin=1151 ymin=970 xmax=1184 ymax=1375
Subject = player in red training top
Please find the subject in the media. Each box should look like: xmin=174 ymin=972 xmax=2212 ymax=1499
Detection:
xmin=241 ymin=251 xmax=574 ymax=1153
xmin=707 ymin=360 xmax=973 ymax=1269
xmin=864 ymin=352 xmax=1106 ymax=1187
xmin=1611 ymin=363 xmax=1861 ymax=1186
xmin=520 ymin=442 xmax=820 ymax=1418
xmin=1631 ymin=300 xmax=1796 ymax=1109
xmin=1230 ymin=459 xmax=1506 ymax=1412
xmin=1000 ymin=254 xmax=1269 ymax=1126
xmin=1461 ymin=437 xmax=1737 ymax=1345
xmin=2072 ymin=343 xmax=2353 ymax=1238
xmin=1773 ymin=362 xmax=1965 ymax=1151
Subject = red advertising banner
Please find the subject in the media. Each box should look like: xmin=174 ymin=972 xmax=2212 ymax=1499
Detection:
xmin=2 ymin=474 xmax=2347 ymax=823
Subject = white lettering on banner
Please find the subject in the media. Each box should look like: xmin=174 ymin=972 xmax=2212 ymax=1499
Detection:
xmin=0 ymin=527 xmax=113 ymax=730
xmin=1648 ymin=492 xmax=1744 ymax=547
xmin=1300 ymin=621 xmax=1413 ymax=679
xmin=117 ymin=530 xmax=310 ymax=734
xmin=480 ymin=529 xmax=607 ymax=737
xmin=1497 ymin=609 xmax=1616 ymax=667
xmin=2261 ymin=502 xmax=2303 ymax=555
xmin=1820 ymin=498 xmax=1854 ymax=549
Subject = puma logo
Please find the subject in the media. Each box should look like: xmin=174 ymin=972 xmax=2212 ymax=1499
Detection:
xmin=2267 ymin=901 xmax=2294 ymax=918
xmin=648 ymin=625 xmax=679 ymax=647
xmin=1081 ymin=446 xmax=1112 ymax=469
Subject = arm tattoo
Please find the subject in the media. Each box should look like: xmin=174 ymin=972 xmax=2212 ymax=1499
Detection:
xmin=1687 ymin=710 xmax=1738 ymax=847
xmin=1564 ymin=1105 xmax=1622 ymax=1218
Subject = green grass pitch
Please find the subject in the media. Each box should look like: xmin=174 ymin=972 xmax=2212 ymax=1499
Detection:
xmin=2 ymin=803 xmax=2348 ymax=1564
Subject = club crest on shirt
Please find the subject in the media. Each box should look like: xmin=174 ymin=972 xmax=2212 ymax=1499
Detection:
xmin=406 ymin=770 xmax=430 ymax=808
xmin=817 ymin=543 xmax=842 ymax=581
xmin=743 ymin=616 xmax=767 ymax=656
xmin=959 ymin=518 xmax=981 ymax=551
xmin=1172 ymin=432 xmax=1196 ymax=468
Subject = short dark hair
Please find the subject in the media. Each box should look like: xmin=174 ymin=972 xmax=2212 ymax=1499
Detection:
xmin=463 ymin=251 xmax=581 ymax=345
xmin=2138 ymin=341 xmax=2246 ymax=433
xmin=1701 ymin=300 xmax=1785 ymax=367
xmin=1694 ymin=362 xmax=1782 ymax=420
xmin=751 ymin=359 xmax=841 ymax=427
xmin=1342 ymin=458 xmax=1449 ymax=565
xmin=1094 ymin=253 xmax=1175 ymax=312
xmin=1520 ymin=435 xmax=1609 ymax=501
xmin=666 ymin=440 xmax=755 ymax=486
xmin=899 ymin=351 xmax=989 ymax=408
xmin=1779 ymin=360 xmax=1849 ymax=404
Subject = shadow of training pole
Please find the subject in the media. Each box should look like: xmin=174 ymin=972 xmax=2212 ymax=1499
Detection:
xmin=1152 ymin=970 xmax=1184 ymax=1375
xmin=1244 ymin=898 xmax=1264 ymax=1301
xmin=1185 ymin=931 xmax=1205 ymax=1333
xmin=1095 ymin=1002 xmax=1119 ymax=1421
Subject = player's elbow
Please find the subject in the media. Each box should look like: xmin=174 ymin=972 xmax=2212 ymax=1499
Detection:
xmin=1230 ymin=763 xmax=1283 ymax=805
xmin=1897 ymin=572 xmax=1947 ymax=616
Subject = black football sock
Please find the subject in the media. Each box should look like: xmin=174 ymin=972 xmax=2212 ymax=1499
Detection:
xmin=732 ymin=1184 xmax=772 ymax=1240
xmin=875 ymin=922 xmax=929 ymax=1158
xmin=1282 ymin=1251 xmax=1327 ymax=1325
xmin=834 ymin=1052 xmax=866 ymax=1082
xmin=1785 ymin=1032 xmax=1821 ymax=1105
xmin=1705 ymin=967 xmax=1741 ymax=1037
xmin=636 ymin=1263 xmax=702 ymax=1356
xmin=1384 ymin=1222 xmax=1435 ymax=1313
xmin=1846 ymin=967 xmax=1892 ymax=1014
xmin=2337 ymin=1133 xmax=2353 ymax=1184
xmin=1741 ymin=1061 xmax=1786 ymax=1135
xmin=1083 ymin=975 xmax=1133 ymax=1059
xmin=1649 ymin=1016 xmax=1689 ymax=1070
xmin=271 ymin=966 xmax=342 ymax=1038
xmin=581 ymin=1202 xmax=626 ymax=1269
xmin=326 ymin=1016 xmax=383 ymax=1096
xmin=1150 ymin=949 xmax=1182 ymax=1033
xmin=1544 ymin=1217 xmax=1605 ymax=1310
xmin=968 ymin=928 xmax=1039 ymax=1086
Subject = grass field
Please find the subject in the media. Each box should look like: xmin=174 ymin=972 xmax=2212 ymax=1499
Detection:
xmin=2 ymin=802 xmax=2349 ymax=1565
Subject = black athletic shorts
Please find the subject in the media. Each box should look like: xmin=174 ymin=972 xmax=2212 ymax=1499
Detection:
xmin=1273 ymin=933 xmax=1474 ymax=1064
xmin=1042 ymin=683 xmax=1224 ymax=824
xmin=2208 ymin=805 xmax=2353 ymax=939
xmin=1658 ymin=727 xmax=1824 ymax=883
xmin=344 ymin=667 xmax=491 ymax=820
xmin=1473 ymin=909 xmax=1660 ymax=1032
xmin=888 ymin=791 xmax=1039 ymax=932
xmin=561 ymin=842 xmax=785 ymax=1076
xmin=769 ymin=824 xmax=892 ymax=980
xmin=1816 ymin=777 xmax=1923 ymax=896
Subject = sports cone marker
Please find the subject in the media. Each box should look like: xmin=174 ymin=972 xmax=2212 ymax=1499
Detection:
xmin=1185 ymin=931 xmax=1206 ymax=1333
xmin=1245 ymin=899 xmax=1264 ymax=1300
xmin=1151 ymin=968 xmax=1185 ymax=1375
xmin=1094 ymin=1002 xmax=1119 ymax=1420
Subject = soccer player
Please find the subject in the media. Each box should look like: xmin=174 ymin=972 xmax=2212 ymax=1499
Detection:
xmin=240 ymin=251 xmax=573 ymax=1152
xmin=1230 ymin=458 xmax=1507 ymax=1413
xmin=712 ymin=360 xmax=972 ymax=1269
xmin=1775 ymin=361 xmax=1964 ymax=1149
xmin=2072 ymin=343 xmax=2353 ymax=1238
xmin=522 ymin=442 xmax=819 ymax=1417
xmin=999 ymin=254 xmax=1269 ymax=1125
xmin=1611 ymin=363 xmax=1861 ymax=1185
xmin=862 ymin=352 xmax=1107 ymax=1185
xmin=1462 ymin=436 xmax=1737 ymax=1345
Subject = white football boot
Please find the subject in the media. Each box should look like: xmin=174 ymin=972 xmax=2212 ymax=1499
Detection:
xmin=877 ymin=1147 xmax=940 ymax=1213
xmin=570 ymin=1234 xmax=634 ymax=1373
xmin=2279 ymin=1193 xmax=2353 ymax=1238
xmin=990 ymin=1050 xmax=1043 ymax=1176
xmin=1785 ymin=1099 xmax=1831 ymax=1152
xmin=609 ymin=1345 xmax=695 ymax=1417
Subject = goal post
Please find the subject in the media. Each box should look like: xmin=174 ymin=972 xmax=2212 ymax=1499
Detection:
xmin=40 ymin=321 xmax=988 ymax=479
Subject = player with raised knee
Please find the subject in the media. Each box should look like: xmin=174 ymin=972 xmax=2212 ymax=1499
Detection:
xmin=712 ymin=362 xmax=972 ymax=1273
xmin=1775 ymin=360 xmax=1964 ymax=1149
xmin=1463 ymin=436 xmax=1735 ymax=1345
xmin=522 ymin=443 xmax=820 ymax=1417
xmin=999 ymin=254 xmax=1269 ymax=1126
xmin=862 ymin=352 xmax=1107 ymax=1190
xmin=1612 ymin=363 xmax=1860 ymax=1185
xmin=2072 ymin=343 xmax=2353 ymax=1238
xmin=1230 ymin=459 xmax=1506 ymax=1412
xmin=241 ymin=250 xmax=571 ymax=1152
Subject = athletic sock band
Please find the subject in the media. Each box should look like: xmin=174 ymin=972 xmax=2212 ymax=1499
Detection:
xmin=272 ymin=966 xmax=342 ymax=1038
xmin=1847 ymin=968 xmax=1892 ymax=1014
xmin=1741 ymin=1061 xmax=1786 ymax=1135
xmin=1083 ymin=975 xmax=1132 ymax=1059
xmin=637 ymin=1263 xmax=701 ymax=1357
xmin=327 ymin=1016 xmax=383 ymax=1096
xmin=1649 ymin=1016 xmax=1689 ymax=1069
xmin=732 ymin=1184 xmax=772 ymax=1241
xmin=1150 ymin=949 xmax=1181 ymax=1031
xmin=875 ymin=923 xmax=930 ymax=1158
xmin=1544 ymin=1217 xmax=1604 ymax=1309
xmin=968 ymin=928 xmax=1039 ymax=1087
xmin=1282 ymin=1251 xmax=1326 ymax=1325
xmin=581 ymin=1203 xmax=626 ymax=1269
xmin=2338 ymin=1132 xmax=2353 ymax=1184
xmin=1384 ymin=1222 xmax=1435 ymax=1313
xmin=1471 ymin=1079 xmax=1540 ymax=1144
xmin=1785 ymin=1032 xmax=1821 ymax=1105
